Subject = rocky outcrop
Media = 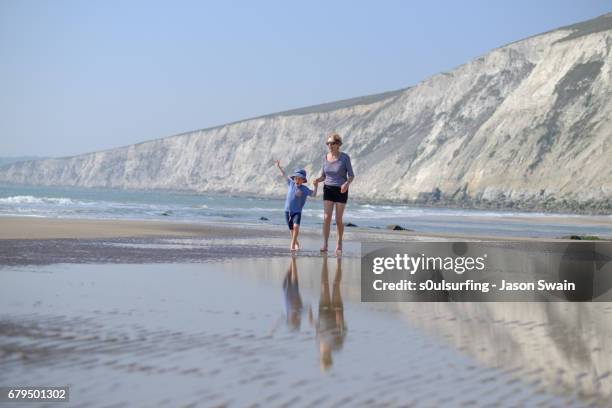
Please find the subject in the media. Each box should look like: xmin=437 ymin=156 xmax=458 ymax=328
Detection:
xmin=1 ymin=14 xmax=611 ymax=213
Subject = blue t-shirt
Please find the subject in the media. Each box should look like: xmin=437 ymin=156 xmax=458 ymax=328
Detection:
xmin=284 ymin=178 xmax=313 ymax=213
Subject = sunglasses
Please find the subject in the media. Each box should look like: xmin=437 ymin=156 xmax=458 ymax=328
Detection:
xmin=326 ymin=141 xmax=339 ymax=146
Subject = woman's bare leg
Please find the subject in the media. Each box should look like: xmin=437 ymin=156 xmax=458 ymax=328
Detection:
xmin=319 ymin=257 xmax=330 ymax=307
xmin=334 ymin=202 xmax=346 ymax=254
xmin=332 ymin=257 xmax=343 ymax=308
xmin=321 ymin=200 xmax=334 ymax=252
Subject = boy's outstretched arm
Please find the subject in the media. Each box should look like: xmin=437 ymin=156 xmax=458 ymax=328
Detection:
xmin=274 ymin=159 xmax=287 ymax=178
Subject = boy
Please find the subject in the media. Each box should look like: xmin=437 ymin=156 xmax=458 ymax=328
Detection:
xmin=275 ymin=160 xmax=318 ymax=251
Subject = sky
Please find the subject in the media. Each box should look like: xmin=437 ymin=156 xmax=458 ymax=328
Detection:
xmin=1 ymin=0 xmax=610 ymax=158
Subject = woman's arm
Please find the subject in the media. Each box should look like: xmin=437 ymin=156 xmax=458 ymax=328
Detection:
xmin=345 ymin=153 xmax=354 ymax=179
xmin=312 ymin=180 xmax=319 ymax=197
xmin=340 ymin=154 xmax=354 ymax=193
xmin=341 ymin=176 xmax=354 ymax=194
xmin=314 ymin=155 xmax=326 ymax=184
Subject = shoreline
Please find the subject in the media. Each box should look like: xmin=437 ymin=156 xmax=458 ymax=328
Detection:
xmin=0 ymin=215 xmax=275 ymax=240
xmin=1 ymin=215 xmax=608 ymax=241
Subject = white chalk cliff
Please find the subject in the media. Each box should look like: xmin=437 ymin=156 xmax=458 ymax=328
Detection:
xmin=1 ymin=14 xmax=611 ymax=212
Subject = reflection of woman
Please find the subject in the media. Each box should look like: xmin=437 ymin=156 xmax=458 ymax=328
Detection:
xmin=313 ymin=133 xmax=355 ymax=256
xmin=309 ymin=256 xmax=346 ymax=371
xmin=283 ymin=257 xmax=304 ymax=331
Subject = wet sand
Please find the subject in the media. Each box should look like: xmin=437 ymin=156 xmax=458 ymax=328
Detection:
xmin=1 ymin=216 xmax=611 ymax=406
xmin=1 ymin=215 xmax=609 ymax=270
xmin=3 ymin=259 xmax=608 ymax=407
xmin=0 ymin=216 xmax=283 ymax=240
xmin=0 ymin=215 xmax=592 ymax=268
xmin=3 ymin=215 xmax=610 ymax=241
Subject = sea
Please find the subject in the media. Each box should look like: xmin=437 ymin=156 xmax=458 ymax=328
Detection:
xmin=0 ymin=184 xmax=610 ymax=238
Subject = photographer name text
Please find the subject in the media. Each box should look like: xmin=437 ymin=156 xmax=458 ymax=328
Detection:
xmin=372 ymin=279 xmax=576 ymax=293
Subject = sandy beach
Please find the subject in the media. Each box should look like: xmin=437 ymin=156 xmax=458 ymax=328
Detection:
xmin=3 ymin=214 xmax=608 ymax=241
xmin=2 ymin=215 xmax=604 ymax=267
xmin=2 ymin=258 xmax=611 ymax=406
xmin=0 ymin=216 xmax=283 ymax=240
xmin=1 ymin=215 xmax=611 ymax=406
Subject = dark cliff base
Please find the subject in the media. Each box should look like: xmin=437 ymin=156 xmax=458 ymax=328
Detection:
xmin=351 ymin=188 xmax=612 ymax=215
xmin=406 ymin=197 xmax=611 ymax=215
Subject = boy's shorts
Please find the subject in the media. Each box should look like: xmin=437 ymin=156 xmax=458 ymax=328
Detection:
xmin=285 ymin=211 xmax=302 ymax=230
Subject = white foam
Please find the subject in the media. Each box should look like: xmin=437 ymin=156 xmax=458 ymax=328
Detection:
xmin=0 ymin=195 xmax=78 ymax=205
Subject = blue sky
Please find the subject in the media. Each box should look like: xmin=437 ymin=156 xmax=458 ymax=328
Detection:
xmin=1 ymin=0 xmax=610 ymax=157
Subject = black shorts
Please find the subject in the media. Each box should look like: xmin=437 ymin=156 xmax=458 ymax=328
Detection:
xmin=323 ymin=184 xmax=348 ymax=204
xmin=285 ymin=211 xmax=302 ymax=230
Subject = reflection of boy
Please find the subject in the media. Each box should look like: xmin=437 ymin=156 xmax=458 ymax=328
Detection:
xmin=283 ymin=257 xmax=304 ymax=331
xmin=274 ymin=160 xmax=318 ymax=251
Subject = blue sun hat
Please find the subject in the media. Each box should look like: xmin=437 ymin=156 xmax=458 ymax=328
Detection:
xmin=291 ymin=168 xmax=307 ymax=182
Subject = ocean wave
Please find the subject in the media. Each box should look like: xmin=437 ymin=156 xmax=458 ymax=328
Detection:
xmin=0 ymin=213 xmax=47 ymax=218
xmin=358 ymin=204 xmax=396 ymax=210
xmin=216 ymin=207 xmax=277 ymax=212
xmin=0 ymin=195 xmax=80 ymax=205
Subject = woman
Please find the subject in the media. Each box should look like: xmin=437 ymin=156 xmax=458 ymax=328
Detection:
xmin=308 ymin=256 xmax=346 ymax=371
xmin=313 ymin=133 xmax=354 ymax=255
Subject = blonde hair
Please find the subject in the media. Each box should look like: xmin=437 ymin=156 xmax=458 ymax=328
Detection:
xmin=326 ymin=132 xmax=342 ymax=146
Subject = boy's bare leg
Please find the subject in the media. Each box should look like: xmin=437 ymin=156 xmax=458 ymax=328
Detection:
xmin=291 ymin=225 xmax=300 ymax=251
xmin=321 ymin=200 xmax=334 ymax=252
xmin=293 ymin=225 xmax=300 ymax=250
xmin=290 ymin=256 xmax=298 ymax=282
